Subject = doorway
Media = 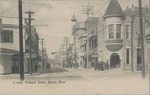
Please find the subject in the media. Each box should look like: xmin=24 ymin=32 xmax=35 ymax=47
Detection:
xmin=110 ymin=53 xmax=120 ymax=68
xmin=12 ymin=58 xmax=19 ymax=73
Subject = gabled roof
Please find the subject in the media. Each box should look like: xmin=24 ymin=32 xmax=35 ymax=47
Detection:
xmin=103 ymin=0 xmax=125 ymax=19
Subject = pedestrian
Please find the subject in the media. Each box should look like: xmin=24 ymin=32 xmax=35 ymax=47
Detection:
xmin=95 ymin=62 xmax=98 ymax=71
xmin=98 ymin=62 xmax=101 ymax=71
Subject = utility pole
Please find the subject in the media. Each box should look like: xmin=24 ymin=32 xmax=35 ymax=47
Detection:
xmin=82 ymin=3 xmax=94 ymax=68
xmin=148 ymin=0 xmax=150 ymax=93
xmin=40 ymin=39 xmax=44 ymax=69
xmin=74 ymin=35 xmax=77 ymax=68
xmin=131 ymin=4 xmax=135 ymax=72
xmin=71 ymin=15 xmax=77 ymax=68
xmin=65 ymin=37 xmax=69 ymax=67
xmin=18 ymin=0 xmax=24 ymax=80
xmin=138 ymin=0 xmax=145 ymax=78
xmin=25 ymin=10 xmax=34 ymax=75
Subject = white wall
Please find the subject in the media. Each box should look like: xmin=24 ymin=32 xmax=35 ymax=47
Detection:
xmin=1 ymin=27 xmax=26 ymax=52
xmin=0 ymin=55 xmax=12 ymax=74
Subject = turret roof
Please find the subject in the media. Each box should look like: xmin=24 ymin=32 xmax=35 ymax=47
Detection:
xmin=103 ymin=0 xmax=125 ymax=19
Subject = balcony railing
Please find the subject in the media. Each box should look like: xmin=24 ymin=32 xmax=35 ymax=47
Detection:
xmin=105 ymin=39 xmax=123 ymax=52
xmin=105 ymin=39 xmax=123 ymax=44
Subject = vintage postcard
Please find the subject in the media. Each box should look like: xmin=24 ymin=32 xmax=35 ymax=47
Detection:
xmin=0 ymin=0 xmax=150 ymax=95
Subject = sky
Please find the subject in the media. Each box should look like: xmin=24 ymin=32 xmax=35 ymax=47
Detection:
xmin=0 ymin=0 xmax=148 ymax=58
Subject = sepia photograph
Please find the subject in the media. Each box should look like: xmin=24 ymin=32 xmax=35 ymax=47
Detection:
xmin=0 ymin=0 xmax=150 ymax=95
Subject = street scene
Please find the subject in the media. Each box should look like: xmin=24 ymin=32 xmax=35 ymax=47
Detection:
xmin=0 ymin=0 xmax=150 ymax=95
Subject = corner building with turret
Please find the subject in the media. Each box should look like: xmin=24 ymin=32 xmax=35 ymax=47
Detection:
xmin=97 ymin=0 xmax=149 ymax=71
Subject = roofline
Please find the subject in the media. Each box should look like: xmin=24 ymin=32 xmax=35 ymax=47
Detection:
xmin=1 ymin=24 xmax=26 ymax=28
xmin=103 ymin=14 xmax=126 ymax=20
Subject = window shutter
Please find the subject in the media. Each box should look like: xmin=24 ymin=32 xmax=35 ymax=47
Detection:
xmin=10 ymin=31 xmax=13 ymax=43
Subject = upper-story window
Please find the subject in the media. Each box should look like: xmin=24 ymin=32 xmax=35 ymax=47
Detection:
xmin=126 ymin=25 xmax=130 ymax=39
xmin=1 ymin=30 xmax=13 ymax=43
xmin=116 ymin=24 xmax=121 ymax=38
xmin=108 ymin=24 xmax=114 ymax=39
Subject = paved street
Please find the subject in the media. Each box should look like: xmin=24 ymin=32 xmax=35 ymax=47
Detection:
xmin=0 ymin=66 xmax=149 ymax=95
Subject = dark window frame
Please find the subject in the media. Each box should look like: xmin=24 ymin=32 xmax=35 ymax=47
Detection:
xmin=126 ymin=48 xmax=130 ymax=64
xmin=116 ymin=24 xmax=121 ymax=38
xmin=1 ymin=30 xmax=13 ymax=43
xmin=108 ymin=24 xmax=114 ymax=39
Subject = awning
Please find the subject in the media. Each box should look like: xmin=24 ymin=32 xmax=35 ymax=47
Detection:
xmin=0 ymin=48 xmax=19 ymax=55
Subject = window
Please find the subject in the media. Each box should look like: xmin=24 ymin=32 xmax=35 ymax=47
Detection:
xmin=116 ymin=24 xmax=121 ymax=38
xmin=108 ymin=24 xmax=114 ymax=39
xmin=137 ymin=48 xmax=141 ymax=64
xmin=1 ymin=30 xmax=13 ymax=43
xmin=126 ymin=48 xmax=130 ymax=64
xmin=126 ymin=25 xmax=130 ymax=39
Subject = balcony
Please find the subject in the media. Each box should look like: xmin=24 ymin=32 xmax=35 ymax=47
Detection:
xmin=105 ymin=39 xmax=123 ymax=52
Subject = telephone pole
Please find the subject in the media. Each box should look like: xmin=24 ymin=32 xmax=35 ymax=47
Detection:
xmin=40 ymin=39 xmax=44 ymax=69
xmin=18 ymin=0 xmax=24 ymax=80
xmin=82 ymin=3 xmax=94 ymax=18
xmin=25 ymin=10 xmax=34 ymax=75
xmin=138 ymin=0 xmax=145 ymax=78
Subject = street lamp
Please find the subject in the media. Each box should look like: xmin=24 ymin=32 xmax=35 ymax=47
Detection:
xmin=71 ymin=14 xmax=77 ymax=68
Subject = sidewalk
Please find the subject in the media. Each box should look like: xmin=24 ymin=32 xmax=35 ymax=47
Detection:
xmin=0 ymin=67 xmax=49 ymax=80
xmin=65 ymin=67 xmax=143 ymax=79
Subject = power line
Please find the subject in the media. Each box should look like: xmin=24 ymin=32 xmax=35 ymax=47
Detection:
xmin=82 ymin=3 xmax=94 ymax=18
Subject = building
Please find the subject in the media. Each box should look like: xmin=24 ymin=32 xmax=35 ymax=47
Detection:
xmin=98 ymin=0 xmax=149 ymax=71
xmin=85 ymin=17 xmax=99 ymax=68
xmin=0 ymin=18 xmax=40 ymax=74
xmin=24 ymin=24 xmax=40 ymax=72
xmin=73 ymin=22 xmax=87 ymax=67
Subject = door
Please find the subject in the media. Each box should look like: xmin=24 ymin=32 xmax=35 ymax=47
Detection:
xmin=12 ymin=58 xmax=19 ymax=73
xmin=110 ymin=53 xmax=120 ymax=68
